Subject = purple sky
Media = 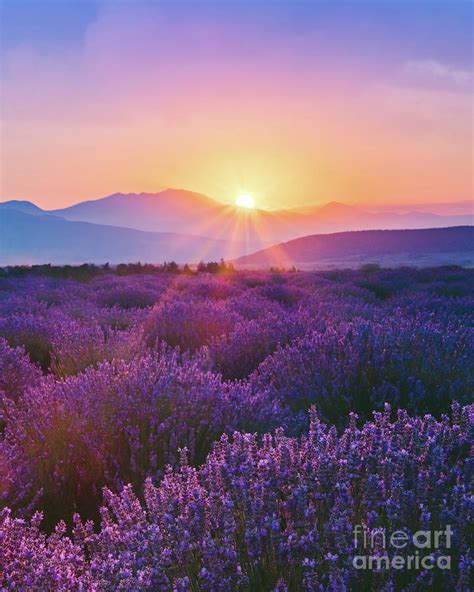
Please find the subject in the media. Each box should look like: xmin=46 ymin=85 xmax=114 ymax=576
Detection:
xmin=1 ymin=1 xmax=472 ymax=210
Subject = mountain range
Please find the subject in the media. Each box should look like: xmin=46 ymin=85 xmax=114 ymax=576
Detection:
xmin=0 ymin=209 xmax=258 ymax=265
xmin=2 ymin=189 xmax=473 ymax=239
xmin=0 ymin=189 xmax=473 ymax=266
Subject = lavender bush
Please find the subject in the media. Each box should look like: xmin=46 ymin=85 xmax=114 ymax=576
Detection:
xmin=0 ymin=267 xmax=472 ymax=590
xmin=1 ymin=349 xmax=281 ymax=526
xmin=0 ymin=405 xmax=471 ymax=590
xmin=0 ymin=338 xmax=42 ymax=403
xmin=250 ymin=314 xmax=472 ymax=425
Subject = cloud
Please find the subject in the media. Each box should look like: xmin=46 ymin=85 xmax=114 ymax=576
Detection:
xmin=403 ymin=59 xmax=473 ymax=86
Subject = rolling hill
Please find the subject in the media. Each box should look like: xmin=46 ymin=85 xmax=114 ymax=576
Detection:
xmin=235 ymin=227 xmax=474 ymax=269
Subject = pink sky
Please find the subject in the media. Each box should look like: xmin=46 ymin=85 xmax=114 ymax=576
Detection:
xmin=1 ymin=1 xmax=472 ymax=210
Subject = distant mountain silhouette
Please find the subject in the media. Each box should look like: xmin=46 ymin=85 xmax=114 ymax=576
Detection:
xmin=357 ymin=200 xmax=474 ymax=216
xmin=1 ymin=191 xmax=473 ymax=265
xmin=294 ymin=201 xmax=472 ymax=235
xmin=235 ymin=227 xmax=474 ymax=269
xmin=41 ymin=190 xmax=472 ymax=243
xmin=0 ymin=200 xmax=45 ymax=215
xmin=315 ymin=201 xmax=367 ymax=219
xmin=52 ymin=189 xmax=224 ymax=230
xmin=0 ymin=209 xmax=258 ymax=265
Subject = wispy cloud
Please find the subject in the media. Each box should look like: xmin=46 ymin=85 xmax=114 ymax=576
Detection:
xmin=403 ymin=59 xmax=473 ymax=86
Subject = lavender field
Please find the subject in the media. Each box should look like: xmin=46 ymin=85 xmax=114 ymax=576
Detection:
xmin=0 ymin=266 xmax=472 ymax=591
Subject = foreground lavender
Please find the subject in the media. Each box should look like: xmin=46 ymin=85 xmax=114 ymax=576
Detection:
xmin=1 ymin=406 xmax=471 ymax=590
xmin=0 ymin=267 xmax=472 ymax=589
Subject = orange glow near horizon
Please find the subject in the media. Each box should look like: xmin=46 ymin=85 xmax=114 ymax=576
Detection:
xmin=1 ymin=3 xmax=472 ymax=212
xmin=2 ymin=83 xmax=471 ymax=212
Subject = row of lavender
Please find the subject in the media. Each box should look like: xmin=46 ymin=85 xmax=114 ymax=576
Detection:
xmin=0 ymin=267 xmax=472 ymax=590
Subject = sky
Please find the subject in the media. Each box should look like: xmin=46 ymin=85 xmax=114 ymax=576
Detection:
xmin=0 ymin=0 xmax=473 ymax=211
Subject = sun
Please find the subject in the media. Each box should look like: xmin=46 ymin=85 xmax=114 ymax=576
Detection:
xmin=235 ymin=194 xmax=255 ymax=209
